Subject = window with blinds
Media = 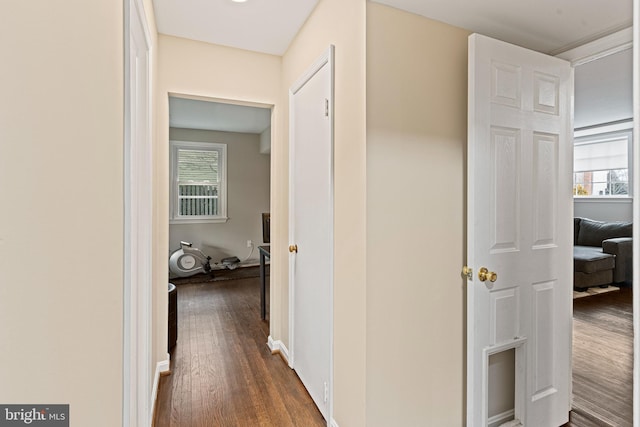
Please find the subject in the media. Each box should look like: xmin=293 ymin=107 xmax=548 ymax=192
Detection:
xmin=573 ymin=129 xmax=632 ymax=197
xmin=171 ymin=141 xmax=227 ymax=222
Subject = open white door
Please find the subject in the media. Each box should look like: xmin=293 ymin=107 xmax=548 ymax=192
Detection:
xmin=289 ymin=46 xmax=334 ymax=422
xmin=466 ymin=34 xmax=573 ymax=427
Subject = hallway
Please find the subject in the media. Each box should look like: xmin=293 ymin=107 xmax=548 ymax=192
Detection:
xmin=154 ymin=276 xmax=325 ymax=426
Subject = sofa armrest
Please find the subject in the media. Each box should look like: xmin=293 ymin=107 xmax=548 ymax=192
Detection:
xmin=603 ymin=237 xmax=633 ymax=283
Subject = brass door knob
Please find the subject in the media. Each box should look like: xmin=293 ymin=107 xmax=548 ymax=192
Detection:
xmin=289 ymin=244 xmax=298 ymax=253
xmin=462 ymin=266 xmax=473 ymax=280
xmin=478 ymin=267 xmax=497 ymax=282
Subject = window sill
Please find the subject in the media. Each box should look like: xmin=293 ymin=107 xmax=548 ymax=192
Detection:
xmin=573 ymin=197 xmax=633 ymax=203
xmin=170 ymin=217 xmax=229 ymax=225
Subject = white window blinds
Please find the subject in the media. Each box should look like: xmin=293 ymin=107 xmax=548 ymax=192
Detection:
xmin=574 ymin=137 xmax=628 ymax=173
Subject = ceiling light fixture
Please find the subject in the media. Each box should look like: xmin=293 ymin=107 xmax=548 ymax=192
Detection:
xmin=231 ymin=0 xmax=248 ymax=3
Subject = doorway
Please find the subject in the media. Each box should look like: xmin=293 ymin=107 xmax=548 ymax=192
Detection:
xmin=167 ymin=96 xmax=272 ymax=279
xmin=465 ymin=31 xmax=633 ymax=425
xmin=565 ymin=37 xmax=634 ymax=426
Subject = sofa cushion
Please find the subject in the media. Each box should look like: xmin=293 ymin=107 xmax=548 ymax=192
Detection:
xmin=574 ymin=217 xmax=582 ymax=245
xmin=574 ymin=246 xmax=615 ymax=274
xmin=574 ymin=269 xmax=613 ymax=288
xmin=576 ymin=218 xmax=632 ymax=247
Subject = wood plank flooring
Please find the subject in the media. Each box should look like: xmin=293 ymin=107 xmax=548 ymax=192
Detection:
xmin=154 ymin=277 xmax=325 ymax=427
xmin=564 ymin=287 xmax=633 ymax=427
xmin=156 ymin=275 xmax=632 ymax=426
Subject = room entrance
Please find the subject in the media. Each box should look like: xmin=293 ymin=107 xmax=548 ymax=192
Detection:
xmin=564 ymin=32 xmax=634 ymax=426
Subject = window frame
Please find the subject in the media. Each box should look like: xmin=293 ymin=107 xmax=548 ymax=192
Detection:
xmin=170 ymin=140 xmax=228 ymax=224
xmin=573 ymin=125 xmax=633 ymax=199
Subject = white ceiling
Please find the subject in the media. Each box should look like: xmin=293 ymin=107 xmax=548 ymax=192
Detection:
xmin=158 ymin=0 xmax=632 ymax=132
xmin=169 ymin=97 xmax=271 ymax=134
xmin=152 ymin=0 xmax=632 ymax=56
xmin=375 ymin=0 xmax=632 ymax=54
xmin=152 ymin=0 xmax=319 ymax=56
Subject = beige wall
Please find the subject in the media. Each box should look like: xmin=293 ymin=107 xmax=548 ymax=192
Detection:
xmin=158 ymin=1 xmax=368 ymax=423
xmin=278 ymin=0 xmax=368 ymax=425
xmin=0 ymin=1 xmax=475 ymax=424
xmin=168 ymin=128 xmax=270 ymax=262
xmin=366 ymin=3 xmax=469 ymax=425
xmin=0 ymin=1 xmax=125 ymax=425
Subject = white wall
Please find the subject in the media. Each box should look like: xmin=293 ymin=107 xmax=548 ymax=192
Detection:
xmin=0 ymin=0 xmax=125 ymax=425
xmin=574 ymin=198 xmax=633 ymax=221
xmin=575 ymin=48 xmax=633 ymax=128
xmin=573 ymin=49 xmax=634 ymax=222
xmin=168 ymin=128 xmax=270 ymax=264
xmin=366 ymin=3 xmax=469 ymax=425
xmin=260 ymin=126 xmax=271 ymax=154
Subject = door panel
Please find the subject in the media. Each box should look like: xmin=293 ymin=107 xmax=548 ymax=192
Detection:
xmin=467 ymin=34 xmax=573 ymax=427
xmin=289 ymin=47 xmax=334 ymax=421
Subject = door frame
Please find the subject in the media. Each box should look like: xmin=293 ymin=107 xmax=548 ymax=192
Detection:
xmin=635 ymin=9 xmax=639 ymax=427
xmin=288 ymin=45 xmax=335 ymax=425
xmin=556 ymin=26 xmax=637 ymax=425
xmin=123 ymin=0 xmax=153 ymax=425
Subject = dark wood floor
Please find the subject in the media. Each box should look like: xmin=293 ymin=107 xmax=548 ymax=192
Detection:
xmin=156 ymin=276 xmax=632 ymax=426
xmin=564 ymin=287 xmax=633 ymax=427
xmin=154 ymin=277 xmax=325 ymax=427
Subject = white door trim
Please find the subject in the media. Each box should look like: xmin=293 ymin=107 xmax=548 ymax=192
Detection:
xmin=556 ymin=27 xmax=632 ymax=66
xmin=633 ymin=3 xmax=639 ymax=426
xmin=124 ymin=0 xmax=153 ymax=425
xmin=288 ymin=45 xmax=335 ymax=426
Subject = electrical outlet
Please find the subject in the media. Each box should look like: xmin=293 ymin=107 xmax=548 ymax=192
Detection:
xmin=247 ymin=240 xmax=252 ymax=248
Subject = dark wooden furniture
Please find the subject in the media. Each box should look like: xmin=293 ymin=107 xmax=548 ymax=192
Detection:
xmin=168 ymin=283 xmax=178 ymax=351
xmin=258 ymin=245 xmax=270 ymax=320
xmin=262 ymin=213 xmax=270 ymax=244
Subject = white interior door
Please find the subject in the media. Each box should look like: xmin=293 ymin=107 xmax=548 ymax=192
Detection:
xmin=289 ymin=46 xmax=334 ymax=421
xmin=466 ymin=34 xmax=573 ymax=427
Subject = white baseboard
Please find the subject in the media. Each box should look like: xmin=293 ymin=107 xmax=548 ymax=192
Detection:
xmin=488 ymin=409 xmax=517 ymax=427
xmin=238 ymin=258 xmax=261 ymax=268
xmin=267 ymin=335 xmax=291 ymax=366
xmin=268 ymin=336 xmax=337 ymax=425
xmin=150 ymin=354 xmax=171 ymax=422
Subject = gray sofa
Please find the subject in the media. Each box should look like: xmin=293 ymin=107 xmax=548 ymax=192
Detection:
xmin=574 ymin=217 xmax=632 ymax=291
